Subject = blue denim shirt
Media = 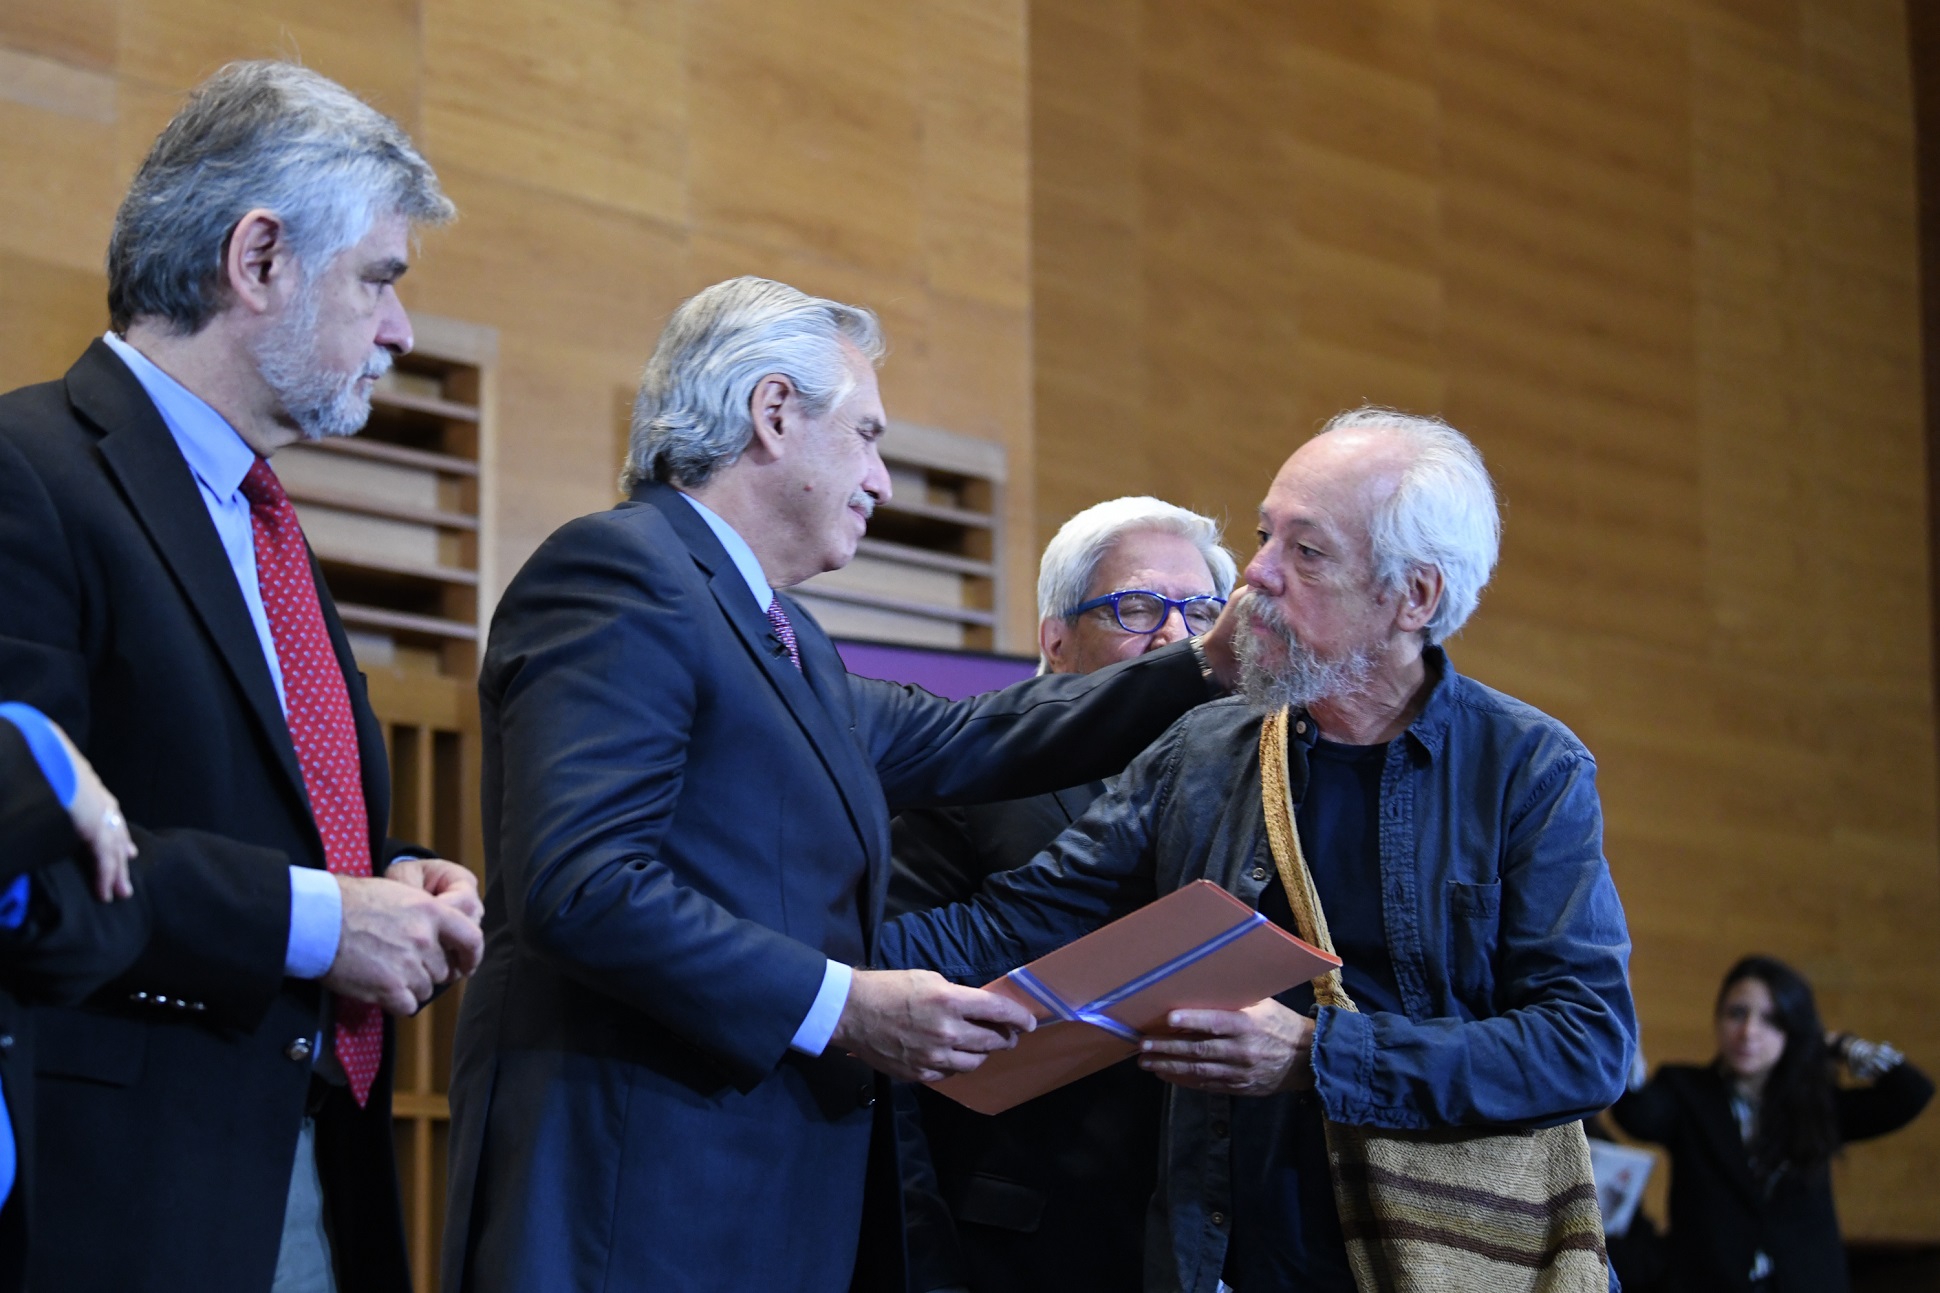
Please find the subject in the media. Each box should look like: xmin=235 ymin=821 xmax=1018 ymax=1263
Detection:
xmin=877 ymin=648 xmax=1637 ymax=1293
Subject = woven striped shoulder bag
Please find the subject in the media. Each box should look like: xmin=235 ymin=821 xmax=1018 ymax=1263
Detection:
xmin=1259 ymin=708 xmax=1609 ymax=1293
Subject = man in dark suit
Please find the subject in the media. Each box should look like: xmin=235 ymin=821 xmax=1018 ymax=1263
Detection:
xmin=441 ymin=277 xmax=1242 ymax=1293
xmin=889 ymin=495 xmax=1238 ymax=1293
xmin=0 ymin=62 xmax=485 ymax=1293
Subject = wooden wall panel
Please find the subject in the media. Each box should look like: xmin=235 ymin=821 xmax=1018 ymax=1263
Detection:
xmin=1032 ymin=0 xmax=1939 ymax=1241
xmin=0 ymin=0 xmax=1034 ymax=644
xmin=3 ymin=0 xmax=1934 ymax=1254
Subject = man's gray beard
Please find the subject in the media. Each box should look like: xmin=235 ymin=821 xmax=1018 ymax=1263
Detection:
xmin=1237 ymin=601 xmax=1376 ymax=715
xmin=251 ymin=284 xmax=391 ymax=441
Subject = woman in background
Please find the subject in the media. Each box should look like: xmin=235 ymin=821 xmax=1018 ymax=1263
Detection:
xmin=1613 ymin=955 xmax=1932 ymax=1293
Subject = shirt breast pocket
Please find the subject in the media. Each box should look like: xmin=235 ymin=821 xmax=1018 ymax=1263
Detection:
xmin=1447 ymin=880 xmax=1501 ymax=1010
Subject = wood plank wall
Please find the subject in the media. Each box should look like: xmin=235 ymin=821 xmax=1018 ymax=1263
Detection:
xmin=0 ymin=0 xmax=1038 ymax=645
xmin=2 ymin=0 xmax=1934 ymax=1249
xmin=1033 ymin=0 xmax=1938 ymax=1240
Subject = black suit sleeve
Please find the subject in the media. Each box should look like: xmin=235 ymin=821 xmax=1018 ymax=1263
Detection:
xmin=1836 ymin=1059 xmax=1934 ymax=1143
xmin=0 ymin=434 xmax=289 ymax=1030
xmin=0 ymin=722 xmax=154 ymax=1004
xmin=1610 ymin=1071 xmax=1684 ymax=1145
xmin=860 ymin=641 xmax=1210 ymax=811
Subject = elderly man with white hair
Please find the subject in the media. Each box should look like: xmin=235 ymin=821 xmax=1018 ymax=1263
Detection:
xmin=889 ymin=496 xmax=1238 ymax=1293
xmin=879 ymin=408 xmax=1637 ymax=1293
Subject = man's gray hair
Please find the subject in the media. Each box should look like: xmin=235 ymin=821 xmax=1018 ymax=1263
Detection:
xmin=107 ymin=61 xmax=453 ymax=334
xmin=1036 ymin=496 xmax=1238 ymax=665
xmin=1317 ymin=406 xmax=1501 ymax=644
xmin=622 ymin=277 xmax=886 ymax=491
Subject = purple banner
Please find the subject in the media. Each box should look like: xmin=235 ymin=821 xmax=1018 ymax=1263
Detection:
xmin=833 ymin=638 xmax=1037 ymax=701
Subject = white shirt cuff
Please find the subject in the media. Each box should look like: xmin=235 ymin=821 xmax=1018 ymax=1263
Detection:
xmin=789 ymin=959 xmax=853 ymax=1055
xmin=284 ymin=867 xmax=344 ymax=979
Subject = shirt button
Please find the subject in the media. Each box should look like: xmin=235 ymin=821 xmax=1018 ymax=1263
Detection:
xmin=285 ymin=1037 xmax=314 ymax=1063
xmin=1251 ymin=866 xmax=1268 ymax=882
xmin=1210 ymin=1211 xmax=1228 ymax=1227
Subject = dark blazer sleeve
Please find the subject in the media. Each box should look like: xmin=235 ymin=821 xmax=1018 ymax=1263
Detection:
xmin=860 ymin=641 xmax=1210 ymax=810
xmin=1610 ymin=1070 xmax=1685 ymax=1145
xmin=1837 ymin=1059 xmax=1934 ymax=1143
xmin=0 ymin=432 xmax=289 ymax=1030
xmin=0 ymin=722 xmax=155 ymax=1004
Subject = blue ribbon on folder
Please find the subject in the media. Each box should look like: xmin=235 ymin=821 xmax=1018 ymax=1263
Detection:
xmin=1004 ymin=910 xmax=1269 ymax=1043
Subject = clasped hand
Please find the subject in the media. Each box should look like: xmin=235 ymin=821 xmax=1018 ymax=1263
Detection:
xmin=323 ymin=859 xmax=485 ymax=1016
xmin=1138 ymin=997 xmax=1315 ymax=1096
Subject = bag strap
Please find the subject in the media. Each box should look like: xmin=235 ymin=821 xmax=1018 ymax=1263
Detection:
xmin=1259 ymin=708 xmax=1357 ymax=1014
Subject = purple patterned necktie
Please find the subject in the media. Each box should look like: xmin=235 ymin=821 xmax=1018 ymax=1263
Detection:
xmin=765 ymin=597 xmax=801 ymax=670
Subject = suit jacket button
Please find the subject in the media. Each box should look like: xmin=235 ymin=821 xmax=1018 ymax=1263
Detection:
xmin=0 ymin=1034 xmax=13 ymax=1051
xmin=1251 ymin=866 xmax=1268 ymax=882
xmin=285 ymin=1037 xmax=314 ymax=1063
xmin=857 ymin=1083 xmax=876 ymax=1109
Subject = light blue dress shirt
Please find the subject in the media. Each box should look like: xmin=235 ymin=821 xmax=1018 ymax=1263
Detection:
xmin=101 ymin=333 xmax=343 ymax=979
xmin=0 ymin=702 xmax=76 ymax=811
xmin=676 ymin=492 xmax=852 ymax=1057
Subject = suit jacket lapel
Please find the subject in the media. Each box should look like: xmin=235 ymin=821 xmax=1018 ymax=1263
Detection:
xmin=642 ymin=486 xmax=883 ymax=873
xmin=790 ymin=609 xmax=891 ymax=938
xmin=74 ymin=343 xmax=310 ymax=811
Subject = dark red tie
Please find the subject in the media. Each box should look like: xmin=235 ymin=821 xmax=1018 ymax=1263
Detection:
xmin=239 ymin=459 xmax=383 ymax=1107
xmin=766 ymin=597 xmax=801 ymax=670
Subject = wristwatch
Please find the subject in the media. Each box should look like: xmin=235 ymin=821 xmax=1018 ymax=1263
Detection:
xmin=1187 ymin=632 xmax=1220 ymax=693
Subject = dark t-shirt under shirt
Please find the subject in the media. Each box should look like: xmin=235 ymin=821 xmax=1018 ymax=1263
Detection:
xmin=1227 ymin=737 xmax=1399 ymax=1293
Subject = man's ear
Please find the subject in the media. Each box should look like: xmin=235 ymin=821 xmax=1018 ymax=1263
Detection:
xmin=744 ymin=373 xmax=798 ymax=465
xmin=223 ymin=208 xmax=295 ymax=317
xmin=1395 ymin=565 xmax=1444 ymax=636
xmin=1039 ymin=615 xmax=1070 ymax=674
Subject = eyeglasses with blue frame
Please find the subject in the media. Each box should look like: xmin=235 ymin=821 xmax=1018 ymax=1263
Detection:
xmin=1064 ymin=589 xmax=1226 ymax=636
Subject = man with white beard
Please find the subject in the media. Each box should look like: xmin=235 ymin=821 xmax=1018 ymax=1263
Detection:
xmin=0 ymin=62 xmax=482 ymax=1292
xmin=878 ymin=407 xmax=1637 ymax=1293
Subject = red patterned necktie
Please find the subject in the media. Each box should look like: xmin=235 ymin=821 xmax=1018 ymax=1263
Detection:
xmin=239 ymin=458 xmax=383 ymax=1107
xmin=765 ymin=597 xmax=801 ymax=670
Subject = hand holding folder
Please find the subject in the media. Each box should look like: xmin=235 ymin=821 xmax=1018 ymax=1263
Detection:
xmin=927 ymin=879 xmax=1340 ymax=1115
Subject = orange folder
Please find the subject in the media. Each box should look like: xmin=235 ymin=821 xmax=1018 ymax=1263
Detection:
xmin=925 ymin=879 xmax=1341 ymax=1115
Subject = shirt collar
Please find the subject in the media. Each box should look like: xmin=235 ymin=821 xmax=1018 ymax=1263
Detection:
xmin=676 ymin=491 xmax=774 ymax=612
xmin=1293 ymin=644 xmax=1455 ymax=761
xmin=101 ymin=331 xmax=258 ymax=501
xmin=1400 ymin=645 xmax=1453 ymax=759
